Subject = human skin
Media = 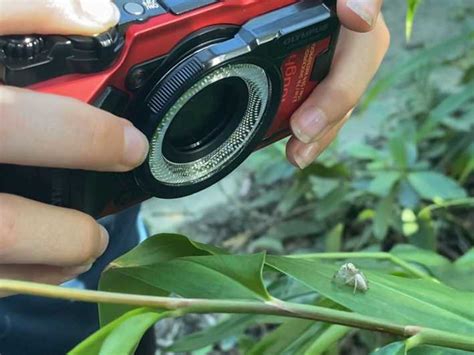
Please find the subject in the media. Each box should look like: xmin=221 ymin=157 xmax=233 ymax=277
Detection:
xmin=0 ymin=0 xmax=389 ymax=293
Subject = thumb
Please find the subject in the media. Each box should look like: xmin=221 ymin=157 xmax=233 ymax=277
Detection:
xmin=0 ymin=0 xmax=120 ymax=36
xmin=337 ymin=0 xmax=384 ymax=32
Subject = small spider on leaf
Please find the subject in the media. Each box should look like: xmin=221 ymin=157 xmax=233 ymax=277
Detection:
xmin=332 ymin=263 xmax=369 ymax=294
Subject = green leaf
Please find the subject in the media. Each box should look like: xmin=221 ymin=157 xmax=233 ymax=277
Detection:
xmin=418 ymin=82 xmax=474 ymax=141
xmin=170 ymin=314 xmax=281 ymax=353
xmin=372 ymin=341 xmax=406 ymax=355
xmin=266 ymin=256 xmax=474 ymax=336
xmin=407 ymin=172 xmax=467 ymax=201
xmin=368 ymin=171 xmax=402 ymax=197
xmin=389 ymin=136 xmax=409 ymax=169
xmin=373 ymin=194 xmax=394 ymax=240
xmin=69 ymin=308 xmax=152 ymax=355
xmin=408 ymin=345 xmax=473 ymax=354
xmin=398 ymin=180 xmax=420 ymax=209
xmin=303 ymin=325 xmax=350 ymax=355
xmin=392 ymin=246 xmax=474 ymax=291
xmin=171 ymin=277 xmax=312 ymax=352
xmin=111 ymin=253 xmax=271 ymax=301
xmin=99 ymin=234 xmax=222 ymax=325
xmin=325 ymin=224 xmax=343 ymax=253
xmin=430 ymin=249 xmax=474 ymax=292
xmin=345 ymin=142 xmax=383 ymax=161
xmin=406 ymin=0 xmax=422 ymax=41
xmin=390 ymin=244 xmax=449 ymax=269
xmin=247 ymin=319 xmax=320 ymax=355
xmin=99 ymin=312 xmax=168 ymax=355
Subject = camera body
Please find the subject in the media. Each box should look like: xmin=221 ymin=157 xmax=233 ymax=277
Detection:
xmin=0 ymin=0 xmax=339 ymax=217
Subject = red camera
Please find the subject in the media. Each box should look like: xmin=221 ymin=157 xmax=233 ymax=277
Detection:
xmin=0 ymin=0 xmax=339 ymax=217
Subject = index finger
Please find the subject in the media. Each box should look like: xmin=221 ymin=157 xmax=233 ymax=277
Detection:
xmin=0 ymin=0 xmax=119 ymax=36
xmin=0 ymin=86 xmax=149 ymax=172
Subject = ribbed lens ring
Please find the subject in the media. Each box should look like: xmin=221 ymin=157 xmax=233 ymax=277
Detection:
xmin=148 ymin=63 xmax=269 ymax=186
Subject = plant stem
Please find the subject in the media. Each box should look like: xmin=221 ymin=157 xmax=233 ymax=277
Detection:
xmin=288 ymin=252 xmax=430 ymax=279
xmin=419 ymin=198 xmax=474 ymax=217
xmin=0 ymin=279 xmax=472 ymax=351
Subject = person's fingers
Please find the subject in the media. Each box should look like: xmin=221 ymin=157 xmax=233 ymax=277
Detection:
xmin=289 ymin=16 xmax=390 ymax=149
xmin=0 ymin=86 xmax=149 ymax=171
xmin=0 ymin=264 xmax=90 ymax=297
xmin=0 ymin=0 xmax=120 ymax=36
xmin=287 ymin=111 xmax=352 ymax=168
xmin=0 ymin=194 xmax=109 ymax=266
xmin=338 ymin=0 xmax=384 ymax=32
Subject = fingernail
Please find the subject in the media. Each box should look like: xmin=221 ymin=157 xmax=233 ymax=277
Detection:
xmin=97 ymin=225 xmax=110 ymax=258
xmin=293 ymin=142 xmax=321 ymax=169
xmin=292 ymin=107 xmax=329 ymax=144
xmin=346 ymin=0 xmax=376 ymax=27
xmin=79 ymin=0 xmax=120 ymax=25
xmin=122 ymin=125 xmax=149 ymax=168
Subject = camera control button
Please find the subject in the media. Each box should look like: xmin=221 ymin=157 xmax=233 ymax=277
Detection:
xmin=123 ymin=2 xmax=146 ymax=16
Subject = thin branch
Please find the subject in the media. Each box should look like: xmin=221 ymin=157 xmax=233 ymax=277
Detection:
xmin=0 ymin=279 xmax=472 ymax=351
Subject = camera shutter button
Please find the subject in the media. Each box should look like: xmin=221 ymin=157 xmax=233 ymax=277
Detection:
xmin=123 ymin=2 xmax=146 ymax=16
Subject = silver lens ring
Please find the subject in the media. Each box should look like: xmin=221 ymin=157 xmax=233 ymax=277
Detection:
xmin=148 ymin=63 xmax=270 ymax=186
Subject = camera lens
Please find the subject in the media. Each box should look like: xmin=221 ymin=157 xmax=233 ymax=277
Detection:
xmin=162 ymin=77 xmax=249 ymax=163
xmin=147 ymin=63 xmax=270 ymax=187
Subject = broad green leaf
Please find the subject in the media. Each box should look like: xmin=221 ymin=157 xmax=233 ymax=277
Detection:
xmin=266 ymin=256 xmax=474 ymax=336
xmin=112 ymin=253 xmax=271 ymax=301
xmin=407 ymin=172 xmax=467 ymax=201
xmin=372 ymin=341 xmax=406 ymax=355
xmin=431 ymin=249 xmax=474 ymax=291
xmin=392 ymin=245 xmax=474 ymax=291
xmin=69 ymin=308 xmax=152 ymax=355
xmin=390 ymin=244 xmax=449 ymax=269
xmin=99 ymin=312 xmax=168 ymax=355
xmin=368 ymin=172 xmax=402 ymax=197
xmin=99 ymin=234 xmax=221 ymax=325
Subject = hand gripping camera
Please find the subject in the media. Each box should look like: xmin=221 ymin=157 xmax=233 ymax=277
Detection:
xmin=0 ymin=0 xmax=340 ymax=217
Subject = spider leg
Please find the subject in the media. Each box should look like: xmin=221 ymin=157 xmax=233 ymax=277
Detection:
xmin=353 ymin=277 xmax=358 ymax=294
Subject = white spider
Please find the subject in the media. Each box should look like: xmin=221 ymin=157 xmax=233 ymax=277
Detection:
xmin=332 ymin=263 xmax=369 ymax=294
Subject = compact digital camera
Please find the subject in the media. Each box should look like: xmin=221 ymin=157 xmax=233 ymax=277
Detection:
xmin=0 ymin=0 xmax=340 ymax=217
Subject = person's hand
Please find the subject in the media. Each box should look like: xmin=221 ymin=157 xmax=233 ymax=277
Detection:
xmin=287 ymin=0 xmax=390 ymax=168
xmin=0 ymin=0 xmax=149 ymax=294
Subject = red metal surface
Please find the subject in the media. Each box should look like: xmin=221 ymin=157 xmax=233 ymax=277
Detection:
xmin=265 ymin=37 xmax=331 ymax=141
xmin=30 ymin=0 xmax=298 ymax=103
